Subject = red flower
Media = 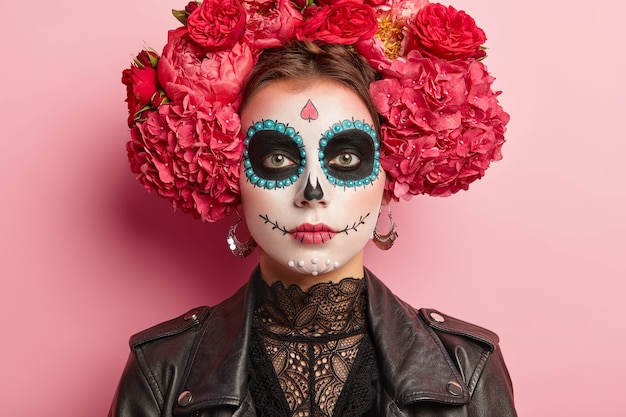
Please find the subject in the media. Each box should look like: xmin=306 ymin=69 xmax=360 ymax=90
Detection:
xmin=184 ymin=1 xmax=200 ymax=14
xmin=123 ymin=0 xmax=509 ymax=220
xmin=158 ymin=28 xmax=255 ymax=109
xmin=127 ymin=98 xmax=244 ymax=222
xmin=122 ymin=50 xmax=161 ymax=127
xmin=373 ymin=53 xmax=508 ymax=200
xmin=406 ymin=3 xmax=487 ymax=60
xmin=316 ymin=0 xmax=364 ymax=5
xmin=187 ymin=0 xmax=247 ymax=51
xmin=297 ymin=1 xmax=378 ymax=45
xmin=242 ymin=0 xmax=303 ymax=49
xmin=291 ymin=0 xmax=308 ymax=9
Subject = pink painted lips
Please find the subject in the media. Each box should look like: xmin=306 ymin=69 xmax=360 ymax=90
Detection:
xmin=290 ymin=223 xmax=337 ymax=244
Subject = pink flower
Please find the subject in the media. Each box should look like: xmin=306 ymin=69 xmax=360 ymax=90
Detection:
xmin=123 ymin=0 xmax=509 ymax=220
xmin=242 ymin=0 xmax=303 ymax=49
xmin=364 ymin=0 xmax=392 ymax=6
xmin=370 ymin=77 xmax=402 ymax=115
xmin=297 ymin=1 xmax=378 ymax=45
xmin=127 ymin=108 xmax=174 ymax=193
xmin=405 ymin=3 xmax=487 ymax=60
xmin=373 ymin=54 xmax=508 ymax=200
xmin=122 ymin=50 xmax=161 ymax=127
xmin=391 ymin=0 xmax=430 ymax=20
xmin=187 ymin=0 xmax=247 ymax=51
xmin=355 ymin=0 xmax=430 ymax=67
xmin=158 ymin=28 xmax=255 ymax=109
xmin=126 ymin=97 xmax=245 ymax=222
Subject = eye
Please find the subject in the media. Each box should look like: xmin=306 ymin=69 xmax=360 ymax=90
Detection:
xmin=262 ymin=152 xmax=297 ymax=169
xmin=328 ymin=152 xmax=361 ymax=169
xmin=320 ymin=128 xmax=377 ymax=183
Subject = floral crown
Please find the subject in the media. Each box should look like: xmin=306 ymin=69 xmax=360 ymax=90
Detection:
xmin=123 ymin=0 xmax=509 ymax=222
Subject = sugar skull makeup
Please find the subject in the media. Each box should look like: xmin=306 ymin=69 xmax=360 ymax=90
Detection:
xmin=239 ymin=79 xmax=385 ymax=282
xmin=243 ymin=120 xmax=306 ymax=190
xmin=319 ymin=119 xmax=380 ymax=188
xmin=243 ymin=119 xmax=380 ymax=191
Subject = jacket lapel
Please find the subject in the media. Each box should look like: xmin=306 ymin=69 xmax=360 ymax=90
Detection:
xmin=173 ymin=271 xmax=258 ymax=415
xmin=364 ymin=269 xmax=470 ymax=408
xmin=174 ymin=267 xmax=470 ymax=416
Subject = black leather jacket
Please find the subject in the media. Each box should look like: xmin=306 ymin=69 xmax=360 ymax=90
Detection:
xmin=109 ymin=268 xmax=516 ymax=417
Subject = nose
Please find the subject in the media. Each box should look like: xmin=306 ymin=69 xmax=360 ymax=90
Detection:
xmin=295 ymin=173 xmax=328 ymax=207
xmin=304 ymin=174 xmax=323 ymax=200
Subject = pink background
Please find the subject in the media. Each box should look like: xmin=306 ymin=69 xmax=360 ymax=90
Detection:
xmin=1 ymin=0 xmax=624 ymax=415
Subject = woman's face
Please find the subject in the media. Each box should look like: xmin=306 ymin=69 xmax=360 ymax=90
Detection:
xmin=239 ymin=79 xmax=385 ymax=285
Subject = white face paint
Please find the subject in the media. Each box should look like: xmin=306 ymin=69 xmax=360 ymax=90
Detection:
xmin=239 ymin=79 xmax=385 ymax=285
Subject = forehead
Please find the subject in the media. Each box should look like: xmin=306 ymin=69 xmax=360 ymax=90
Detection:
xmin=240 ymin=79 xmax=374 ymax=135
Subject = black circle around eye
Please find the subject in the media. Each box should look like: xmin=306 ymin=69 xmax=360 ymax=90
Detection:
xmin=322 ymin=130 xmax=375 ymax=181
xmin=248 ymin=130 xmax=302 ymax=182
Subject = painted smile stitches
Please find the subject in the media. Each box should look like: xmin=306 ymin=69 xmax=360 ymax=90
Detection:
xmin=290 ymin=223 xmax=337 ymax=244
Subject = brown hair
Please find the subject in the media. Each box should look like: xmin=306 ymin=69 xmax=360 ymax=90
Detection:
xmin=241 ymin=41 xmax=381 ymax=133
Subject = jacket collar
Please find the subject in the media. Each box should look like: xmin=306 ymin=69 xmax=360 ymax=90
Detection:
xmin=174 ymin=267 xmax=468 ymax=414
xmin=363 ymin=268 xmax=469 ymax=406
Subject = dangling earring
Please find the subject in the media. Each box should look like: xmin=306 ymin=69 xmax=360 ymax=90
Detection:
xmin=372 ymin=206 xmax=398 ymax=250
xmin=227 ymin=214 xmax=257 ymax=258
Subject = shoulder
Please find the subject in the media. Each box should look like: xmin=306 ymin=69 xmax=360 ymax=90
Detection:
xmin=129 ymin=306 xmax=211 ymax=350
xmin=127 ymin=280 xmax=251 ymax=352
xmin=364 ymin=268 xmax=499 ymax=350
xmin=418 ymin=308 xmax=508 ymax=396
xmin=419 ymin=309 xmax=516 ymax=410
xmin=418 ymin=307 xmax=499 ymax=350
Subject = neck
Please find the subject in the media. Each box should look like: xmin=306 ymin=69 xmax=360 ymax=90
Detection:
xmin=258 ymin=249 xmax=365 ymax=291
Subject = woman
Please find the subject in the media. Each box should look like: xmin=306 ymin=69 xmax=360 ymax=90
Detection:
xmin=112 ymin=1 xmax=515 ymax=416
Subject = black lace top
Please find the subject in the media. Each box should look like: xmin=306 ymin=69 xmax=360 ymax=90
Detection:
xmin=248 ymin=277 xmax=379 ymax=417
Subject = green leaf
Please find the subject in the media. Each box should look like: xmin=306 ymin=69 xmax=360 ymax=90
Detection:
xmin=172 ymin=9 xmax=188 ymax=26
xmin=147 ymin=48 xmax=159 ymax=68
xmin=132 ymin=55 xmax=144 ymax=67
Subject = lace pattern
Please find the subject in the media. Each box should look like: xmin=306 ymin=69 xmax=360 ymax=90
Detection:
xmin=249 ymin=278 xmax=377 ymax=417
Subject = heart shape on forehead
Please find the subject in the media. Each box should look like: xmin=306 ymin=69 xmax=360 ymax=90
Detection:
xmin=300 ymin=99 xmax=319 ymax=122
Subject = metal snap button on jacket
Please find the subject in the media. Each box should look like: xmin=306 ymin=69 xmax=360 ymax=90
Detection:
xmin=430 ymin=311 xmax=445 ymax=323
xmin=178 ymin=391 xmax=193 ymax=406
xmin=447 ymin=381 xmax=463 ymax=396
xmin=184 ymin=310 xmax=199 ymax=321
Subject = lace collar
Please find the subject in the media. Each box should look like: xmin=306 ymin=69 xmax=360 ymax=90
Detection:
xmin=253 ymin=276 xmax=367 ymax=339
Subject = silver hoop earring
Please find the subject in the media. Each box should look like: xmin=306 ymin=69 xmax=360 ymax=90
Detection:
xmin=372 ymin=206 xmax=398 ymax=250
xmin=227 ymin=215 xmax=257 ymax=258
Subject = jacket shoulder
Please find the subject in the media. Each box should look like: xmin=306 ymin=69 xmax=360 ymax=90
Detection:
xmin=419 ymin=307 xmax=499 ymax=350
xmin=129 ymin=306 xmax=210 ymax=350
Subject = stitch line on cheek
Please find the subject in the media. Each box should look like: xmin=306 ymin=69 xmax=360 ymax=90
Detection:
xmin=259 ymin=214 xmax=290 ymax=235
xmin=337 ymin=213 xmax=371 ymax=235
xmin=258 ymin=212 xmax=371 ymax=236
